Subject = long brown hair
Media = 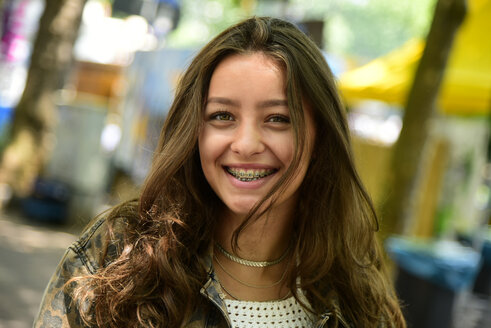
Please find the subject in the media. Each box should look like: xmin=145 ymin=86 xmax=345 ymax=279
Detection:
xmin=74 ymin=16 xmax=405 ymax=327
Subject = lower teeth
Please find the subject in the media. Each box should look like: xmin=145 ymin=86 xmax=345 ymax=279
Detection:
xmin=238 ymin=177 xmax=259 ymax=182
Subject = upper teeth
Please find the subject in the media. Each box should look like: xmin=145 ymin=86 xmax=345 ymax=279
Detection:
xmin=227 ymin=168 xmax=275 ymax=181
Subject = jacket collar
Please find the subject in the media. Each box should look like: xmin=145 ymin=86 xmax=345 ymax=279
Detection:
xmin=200 ymin=269 xmax=233 ymax=327
xmin=199 ymin=245 xmax=232 ymax=327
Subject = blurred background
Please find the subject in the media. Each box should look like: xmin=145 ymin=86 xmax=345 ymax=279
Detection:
xmin=0 ymin=0 xmax=490 ymax=327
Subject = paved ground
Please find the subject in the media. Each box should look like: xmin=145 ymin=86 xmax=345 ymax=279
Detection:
xmin=0 ymin=210 xmax=78 ymax=328
xmin=0 ymin=209 xmax=490 ymax=328
xmin=453 ymin=292 xmax=491 ymax=328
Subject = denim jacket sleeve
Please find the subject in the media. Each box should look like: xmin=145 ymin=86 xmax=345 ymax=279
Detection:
xmin=33 ymin=217 xmax=108 ymax=328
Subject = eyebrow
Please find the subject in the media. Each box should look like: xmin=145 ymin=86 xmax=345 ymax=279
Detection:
xmin=206 ymin=97 xmax=239 ymax=107
xmin=257 ymin=99 xmax=288 ymax=108
xmin=206 ymin=97 xmax=288 ymax=108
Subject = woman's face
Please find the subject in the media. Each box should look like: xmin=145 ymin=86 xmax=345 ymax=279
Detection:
xmin=198 ymin=52 xmax=315 ymax=218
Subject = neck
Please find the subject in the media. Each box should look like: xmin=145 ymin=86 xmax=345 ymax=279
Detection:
xmin=214 ymin=208 xmax=294 ymax=265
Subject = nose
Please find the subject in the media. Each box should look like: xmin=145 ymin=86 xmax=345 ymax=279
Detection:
xmin=230 ymin=121 xmax=265 ymax=157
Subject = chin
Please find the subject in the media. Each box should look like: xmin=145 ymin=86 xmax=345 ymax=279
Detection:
xmin=227 ymin=206 xmax=256 ymax=217
xmin=223 ymin=200 xmax=259 ymax=217
xmin=225 ymin=197 xmax=276 ymax=218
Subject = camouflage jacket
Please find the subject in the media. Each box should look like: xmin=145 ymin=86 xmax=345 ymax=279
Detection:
xmin=33 ymin=216 xmax=350 ymax=328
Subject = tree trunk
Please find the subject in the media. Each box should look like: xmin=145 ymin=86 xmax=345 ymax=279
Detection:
xmin=0 ymin=0 xmax=6 ymax=45
xmin=0 ymin=0 xmax=86 ymax=196
xmin=381 ymin=0 xmax=467 ymax=237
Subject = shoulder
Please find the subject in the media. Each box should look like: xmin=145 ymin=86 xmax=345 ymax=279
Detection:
xmin=70 ymin=212 xmax=128 ymax=274
xmin=33 ymin=208 xmax=132 ymax=328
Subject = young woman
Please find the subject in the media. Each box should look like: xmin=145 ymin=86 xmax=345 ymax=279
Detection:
xmin=34 ymin=16 xmax=405 ymax=328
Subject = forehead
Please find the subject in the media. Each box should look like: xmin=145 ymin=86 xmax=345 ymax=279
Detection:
xmin=206 ymin=52 xmax=315 ymax=116
xmin=206 ymin=53 xmax=287 ymax=107
xmin=217 ymin=51 xmax=283 ymax=70
xmin=210 ymin=52 xmax=285 ymax=85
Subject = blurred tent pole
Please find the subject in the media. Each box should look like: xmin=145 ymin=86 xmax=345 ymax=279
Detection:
xmin=0 ymin=0 xmax=87 ymax=197
xmin=380 ymin=0 xmax=467 ymax=237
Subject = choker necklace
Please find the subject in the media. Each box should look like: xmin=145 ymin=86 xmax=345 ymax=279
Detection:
xmin=214 ymin=255 xmax=288 ymax=289
xmin=215 ymin=243 xmax=291 ymax=268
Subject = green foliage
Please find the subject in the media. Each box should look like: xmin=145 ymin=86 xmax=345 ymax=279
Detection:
xmin=166 ymin=0 xmax=436 ymax=61
xmin=326 ymin=0 xmax=436 ymax=61
xmin=167 ymin=0 xmax=248 ymax=47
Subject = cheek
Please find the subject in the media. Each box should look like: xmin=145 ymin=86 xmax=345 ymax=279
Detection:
xmin=266 ymin=132 xmax=295 ymax=166
xmin=198 ymin=130 xmax=223 ymax=173
xmin=281 ymin=144 xmax=295 ymax=166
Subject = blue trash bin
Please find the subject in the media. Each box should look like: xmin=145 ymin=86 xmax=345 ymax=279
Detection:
xmin=21 ymin=178 xmax=71 ymax=224
xmin=386 ymin=237 xmax=481 ymax=328
xmin=0 ymin=106 xmax=13 ymax=144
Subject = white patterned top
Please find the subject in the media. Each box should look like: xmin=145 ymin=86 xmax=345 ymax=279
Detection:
xmin=224 ymin=294 xmax=315 ymax=328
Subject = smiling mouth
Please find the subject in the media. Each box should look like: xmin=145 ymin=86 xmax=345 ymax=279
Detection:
xmin=225 ymin=167 xmax=277 ymax=182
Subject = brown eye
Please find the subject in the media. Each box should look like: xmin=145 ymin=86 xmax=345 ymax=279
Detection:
xmin=267 ymin=115 xmax=290 ymax=123
xmin=211 ymin=112 xmax=234 ymax=121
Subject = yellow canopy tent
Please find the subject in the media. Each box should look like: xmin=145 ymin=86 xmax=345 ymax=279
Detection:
xmin=338 ymin=0 xmax=491 ymax=116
